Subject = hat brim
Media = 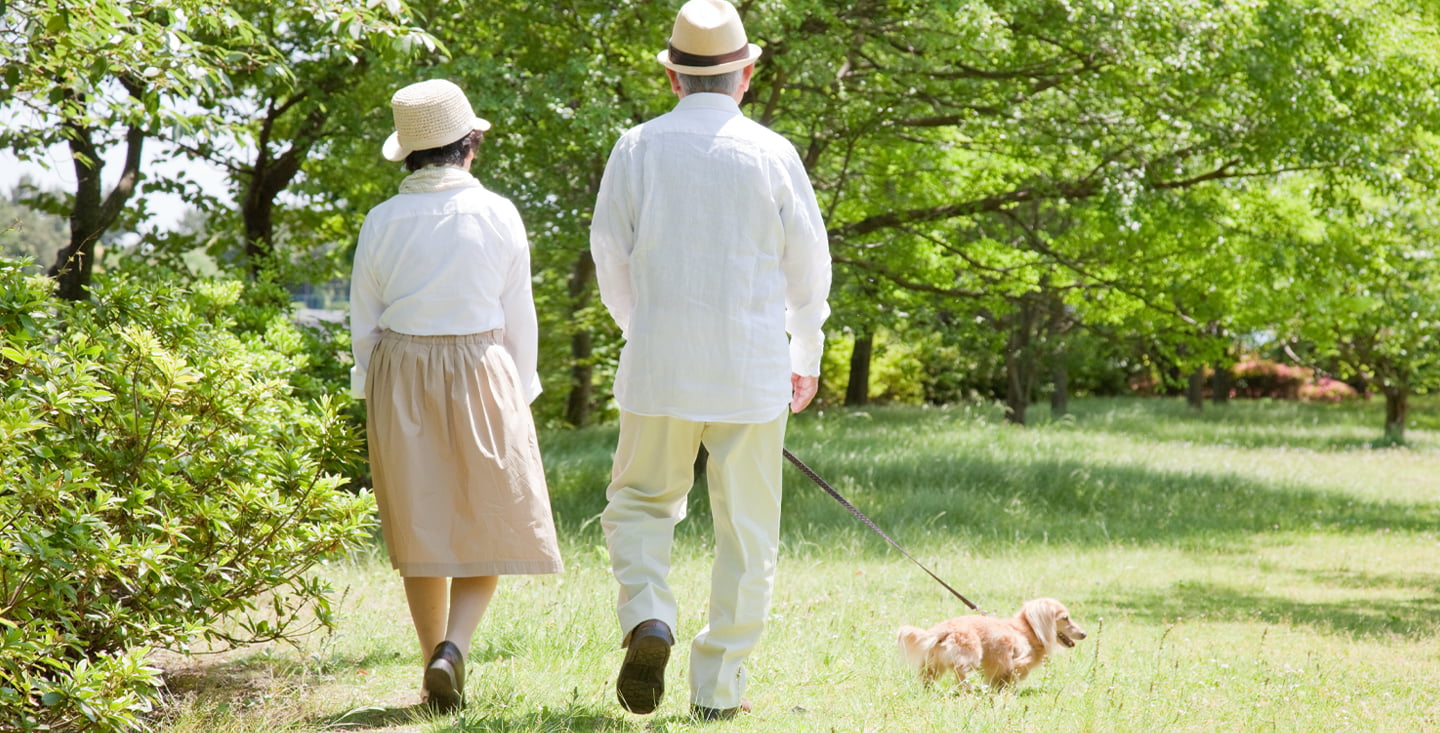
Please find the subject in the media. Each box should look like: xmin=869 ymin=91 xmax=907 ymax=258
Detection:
xmin=657 ymin=44 xmax=761 ymax=76
xmin=382 ymin=115 xmax=493 ymax=162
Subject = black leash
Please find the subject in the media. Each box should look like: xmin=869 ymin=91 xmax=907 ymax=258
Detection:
xmin=782 ymin=448 xmax=984 ymax=613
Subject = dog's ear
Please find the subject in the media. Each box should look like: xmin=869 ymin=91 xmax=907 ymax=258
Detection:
xmin=1022 ymin=598 xmax=1065 ymax=653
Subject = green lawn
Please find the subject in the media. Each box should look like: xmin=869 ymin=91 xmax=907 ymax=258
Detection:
xmin=153 ymin=397 xmax=1440 ymax=732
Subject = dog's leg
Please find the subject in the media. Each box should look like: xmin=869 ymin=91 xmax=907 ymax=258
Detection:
xmin=920 ymin=662 xmax=943 ymax=687
xmin=952 ymin=667 xmax=974 ymax=692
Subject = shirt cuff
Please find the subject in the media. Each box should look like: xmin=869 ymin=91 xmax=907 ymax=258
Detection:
xmin=350 ymin=365 xmax=367 ymax=400
xmin=789 ymin=332 xmax=824 ymax=377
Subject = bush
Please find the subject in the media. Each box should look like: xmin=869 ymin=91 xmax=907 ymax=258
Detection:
xmin=1298 ymin=376 xmax=1360 ymax=403
xmin=1231 ymin=358 xmax=1308 ymax=399
xmin=0 ymin=260 xmax=375 ymax=732
xmin=1227 ymin=358 xmax=1359 ymax=403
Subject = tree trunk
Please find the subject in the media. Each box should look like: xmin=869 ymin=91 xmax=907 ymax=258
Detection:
xmin=1050 ymin=363 xmax=1069 ymax=418
xmin=1002 ymin=295 xmax=1042 ymax=426
xmin=845 ymin=331 xmax=872 ymax=406
xmin=564 ymin=251 xmax=596 ymax=427
xmin=1383 ymin=387 xmax=1408 ymax=443
xmin=1046 ymin=292 xmax=1073 ymax=419
xmin=241 ymin=183 xmax=279 ymax=266
xmin=1005 ymin=357 xmax=1029 ymax=425
xmin=49 ymin=100 xmax=145 ymax=301
xmin=51 ymin=132 xmax=105 ymax=300
xmin=1002 ymin=328 xmax=1032 ymax=425
xmin=1048 ymin=362 xmax=1071 ymax=414
xmin=1186 ymin=368 xmax=1206 ymax=410
xmin=1211 ymin=363 xmax=1231 ymax=405
xmin=241 ymin=94 xmax=328 ymax=272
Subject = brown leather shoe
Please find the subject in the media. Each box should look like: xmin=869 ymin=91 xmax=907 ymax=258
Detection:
xmin=691 ymin=699 xmax=752 ymax=721
xmin=423 ymin=641 xmax=465 ymax=713
xmin=616 ymin=619 xmax=673 ymax=714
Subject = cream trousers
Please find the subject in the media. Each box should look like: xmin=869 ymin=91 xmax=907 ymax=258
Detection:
xmin=601 ymin=409 xmax=787 ymax=710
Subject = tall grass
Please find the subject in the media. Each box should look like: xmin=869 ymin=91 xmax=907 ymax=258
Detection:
xmin=153 ymin=397 xmax=1440 ymax=732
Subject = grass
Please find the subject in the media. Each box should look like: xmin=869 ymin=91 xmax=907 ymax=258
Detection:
xmin=150 ymin=396 xmax=1440 ymax=732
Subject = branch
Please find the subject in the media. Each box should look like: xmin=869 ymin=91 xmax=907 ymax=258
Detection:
xmin=996 ymin=207 xmax=1199 ymax=325
xmin=99 ymin=123 xmax=145 ymax=226
xmin=832 ymin=253 xmax=989 ymax=299
xmin=829 ymin=177 xmax=1102 ymax=241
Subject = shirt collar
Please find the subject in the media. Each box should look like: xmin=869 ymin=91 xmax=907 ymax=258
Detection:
xmin=674 ymin=93 xmax=742 ymax=115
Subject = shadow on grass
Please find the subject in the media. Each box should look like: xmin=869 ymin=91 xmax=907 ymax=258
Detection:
xmin=535 ymin=402 xmax=1440 ymax=646
xmin=1114 ymin=578 xmax=1440 ymax=639
xmin=445 ymin=704 xmax=712 ymax=732
xmin=309 ymin=703 xmax=427 ymax=729
xmin=1069 ymin=396 xmax=1440 ymax=449
xmin=336 ymin=698 xmax=690 ymax=732
xmin=790 ymin=452 xmax=1439 ymax=548
xmin=538 ymin=403 xmax=1440 ymax=556
xmin=309 ymin=701 xmax=659 ymax=731
xmin=300 ymin=679 xmax=700 ymax=732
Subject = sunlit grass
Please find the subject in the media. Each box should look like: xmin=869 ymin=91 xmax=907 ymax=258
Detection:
xmin=152 ymin=397 xmax=1440 ymax=732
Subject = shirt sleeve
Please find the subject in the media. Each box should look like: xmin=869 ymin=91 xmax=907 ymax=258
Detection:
xmin=778 ymin=151 xmax=833 ymax=377
xmin=590 ymin=137 xmax=637 ymax=336
xmin=348 ymin=217 xmax=384 ymax=399
xmin=500 ymin=206 xmax=543 ymax=404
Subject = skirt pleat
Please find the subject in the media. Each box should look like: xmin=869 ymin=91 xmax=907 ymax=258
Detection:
xmin=366 ymin=330 xmax=564 ymax=577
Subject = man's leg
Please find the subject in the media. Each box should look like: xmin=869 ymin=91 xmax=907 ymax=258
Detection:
xmin=602 ymin=411 xmax=702 ymax=712
xmin=688 ymin=411 xmax=787 ymax=711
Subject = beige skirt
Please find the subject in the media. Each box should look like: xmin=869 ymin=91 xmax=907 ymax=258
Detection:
xmin=366 ymin=330 xmax=564 ymax=577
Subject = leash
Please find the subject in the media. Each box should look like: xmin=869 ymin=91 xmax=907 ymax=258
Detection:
xmin=782 ymin=448 xmax=984 ymax=613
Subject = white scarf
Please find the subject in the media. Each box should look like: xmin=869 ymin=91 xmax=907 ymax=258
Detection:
xmin=398 ymin=166 xmax=481 ymax=194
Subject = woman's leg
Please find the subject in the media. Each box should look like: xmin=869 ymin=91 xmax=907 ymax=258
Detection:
xmin=445 ymin=575 xmax=499 ymax=657
xmin=403 ymin=576 xmax=450 ymax=663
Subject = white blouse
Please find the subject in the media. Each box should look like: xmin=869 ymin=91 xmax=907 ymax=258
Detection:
xmin=591 ymin=93 xmax=832 ymax=423
xmin=349 ymin=172 xmax=541 ymax=403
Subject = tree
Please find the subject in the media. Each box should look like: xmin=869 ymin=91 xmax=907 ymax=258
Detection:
xmin=753 ymin=0 xmax=1440 ymax=422
xmin=1280 ymin=178 xmax=1440 ymax=443
xmin=0 ymin=1 xmax=271 ymax=299
xmin=156 ymin=1 xmax=437 ymax=280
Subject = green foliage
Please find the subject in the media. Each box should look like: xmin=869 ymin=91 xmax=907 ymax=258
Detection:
xmin=0 ymin=259 xmax=375 ymax=732
xmin=7 ymin=0 xmax=1440 ymax=431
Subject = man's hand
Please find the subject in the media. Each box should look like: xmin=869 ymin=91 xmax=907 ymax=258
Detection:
xmin=790 ymin=374 xmax=818 ymax=413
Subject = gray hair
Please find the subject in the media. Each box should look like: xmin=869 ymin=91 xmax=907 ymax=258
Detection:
xmin=677 ymin=69 xmax=744 ymax=96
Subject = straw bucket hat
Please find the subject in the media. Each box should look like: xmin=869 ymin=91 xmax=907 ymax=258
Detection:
xmin=656 ymin=0 xmax=762 ymax=76
xmin=382 ymin=79 xmax=492 ymax=162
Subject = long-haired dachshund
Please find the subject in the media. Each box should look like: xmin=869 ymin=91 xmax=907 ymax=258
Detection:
xmin=897 ymin=598 xmax=1087 ymax=690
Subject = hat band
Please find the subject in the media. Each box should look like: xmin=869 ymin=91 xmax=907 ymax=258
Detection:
xmin=667 ymin=42 xmax=751 ymax=69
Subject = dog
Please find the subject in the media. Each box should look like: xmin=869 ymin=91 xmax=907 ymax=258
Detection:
xmin=897 ymin=598 xmax=1086 ymax=690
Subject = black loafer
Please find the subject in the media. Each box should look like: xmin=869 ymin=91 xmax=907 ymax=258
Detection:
xmin=616 ymin=619 xmax=673 ymax=714
xmin=423 ymin=640 xmax=465 ymax=713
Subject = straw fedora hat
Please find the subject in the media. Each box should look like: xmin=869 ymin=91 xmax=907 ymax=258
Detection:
xmin=656 ymin=0 xmax=762 ymax=76
xmin=382 ymin=79 xmax=492 ymax=162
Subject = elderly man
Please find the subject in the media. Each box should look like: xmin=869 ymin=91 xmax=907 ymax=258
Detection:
xmin=589 ymin=0 xmax=832 ymax=720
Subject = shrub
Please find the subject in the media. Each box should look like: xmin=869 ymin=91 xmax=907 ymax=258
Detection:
xmin=1299 ymin=376 xmax=1360 ymax=403
xmin=1231 ymin=358 xmax=1308 ymax=399
xmin=0 ymin=260 xmax=375 ymax=732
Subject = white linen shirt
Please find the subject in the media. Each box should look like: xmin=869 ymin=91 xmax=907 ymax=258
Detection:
xmin=349 ymin=175 xmax=541 ymax=403
xmin=590 ymin=93 xmax=832 ymax=423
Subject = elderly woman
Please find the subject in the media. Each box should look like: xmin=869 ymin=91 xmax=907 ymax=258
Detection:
xmin=349 ymin=79 xmax=563 ymax=712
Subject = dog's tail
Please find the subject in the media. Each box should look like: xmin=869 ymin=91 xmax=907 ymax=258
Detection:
xmin=896 ymin=624 xmax=939 ymax=673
